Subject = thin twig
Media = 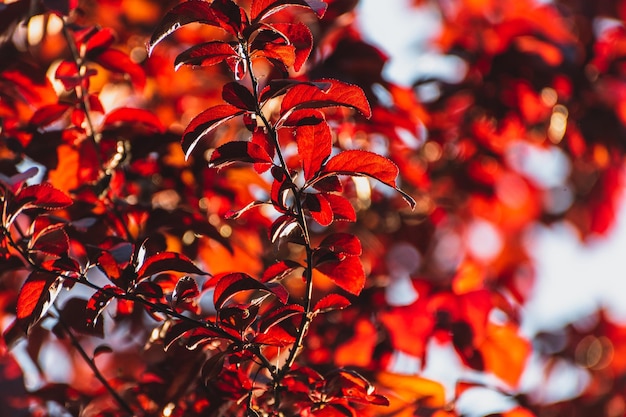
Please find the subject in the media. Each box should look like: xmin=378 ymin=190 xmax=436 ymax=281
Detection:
xmin=54 ymin=310 xmax=136 ymax=416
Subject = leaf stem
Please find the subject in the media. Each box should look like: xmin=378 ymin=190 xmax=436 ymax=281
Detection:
xmin=54 ymin=310 xmax=137 ymax=416
xmin=60 ymin=18 xmax=103 ymax=154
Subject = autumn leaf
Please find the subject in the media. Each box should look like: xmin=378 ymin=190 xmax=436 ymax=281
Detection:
xmin=280 ymin=79 xmax=371 ymax=118
xmin=182 ymin=104 xmax=247 ymax=159
xmin=315 ymin=256 xmax=365 ymax=295
xmin=320 ymin=150 xmax=415 ymax=208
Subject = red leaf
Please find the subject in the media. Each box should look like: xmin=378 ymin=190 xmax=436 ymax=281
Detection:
xmin=86 ymin=285 xmax=125 ymax=326
xmin=163 ymin=321 xmax=223 ymax=351
xmin=182 ymin=104 xmax=246 ymax=159
xmin=147 ymin=1 xmax=222 ymax=56
xmin=315 ymin=256 xmax=365 ymax=295
xmin=102 ymin=107 xmax=165 ymax=133
xmin=321 ymin=150 xmax=415 ymax=208
xmin=0 ymin=167 xmax=39 ymax=194
xmin=208 ymin=141 xmax=272 ymax=169
xmin=210 ymin=0 xmax=249 ymax=36
xmin=29 ymin=224 xmax=70 ymax=258
xmin=267 ymin=22 xmax=313 ymax=71
xmin=213 ymin=272 xmax=270 ymax=309
xmin=29 ymin=103 xmax=71 ymax=128
xmin=313 ymin=294 xmax=351 ymax=312
xmin=258 ymin=304 xmax=304 ymax=333
xmin=303 ymin=193 xmax=333 ymax=226
xmin=250 ymin=0 xmax=327 ymax=21
xmin=16 ymin=271 xmax=62 ymax=332
xmin=136 ymin=252 xmax=208 ymax=280
xmin=84 ymin=27 xmax=116 ymax=54
xmin=172 ymin=276 xmax=200 ymax=304
xmin=319 ymin=233 xmax=361 ymax=256
xmin=222 ymin=82 xmax=257 ymax=111
xmin=325 ymin=194 xmax=356 ymax=222
xmin=261 ymin=260 xmax=302 ymax=283
xmin=94 ymin=49 xmax=146 ymax=91
xmin=280 ymin=79 xmax=371 ymax=118
xmin=55 ymin=60 xmax=93 ymax=90
xmin=174 ymin=41 xmax=239 ymax=71
xmin=294 ymin=122 xmax=331 ymax=180
xmin=12 ymin=183 xmax=73 ymax=215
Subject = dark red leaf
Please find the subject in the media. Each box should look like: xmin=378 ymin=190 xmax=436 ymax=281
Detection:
xmin=102 ymin=107 xmax=165 ymax=133
xmin=182 ymin=104 xmax=246 ymax=159
xmin=213 ymin=272 xmax=270 ymax=309
xmin=303 ymin=193 xmax=333 ymax=226
xmin=313 ymin=294 xmax=351 ymax=312
xmin=147 ymin=1 xmax=222 ymax=56
xmin=258 ymin=304 xmax=304 ymax=333
xmin=29 ymin=103 xmax=71 ymax=128
xmin=16 ymin=271 xmax=62 ymax=332
xmin=294 ymin=122 xmax=331 ymax=180
xmin=321 ymin=150 xmax=415 ymax=208
xmin=164 ymin=320 xmax=198 ymax=351
xmin=209 ymin=0 xmax=248 ymax=36
xmin=29 ymin=224 xmax=70 ymax=258
xmin=224 ymin=200 xmax=268 ymax=220
xmin=315 ymin=256 xmax=365 ymax=295
xmin=324 ymin=194 xmax=356 ymax=222
xmin=174 ymin=41 xmax=239 ymax=71
xmin=172 ymin=276 xmax=200 ymax=304
xmin=94 ymin=49 xmax=146 ymax=91
xmin=222 ymin=82 xmax=257 ymax=111
xmin=261 ymin=260 xmax=302 ymax=283
xmin=201 ymin=352 xmax=227 ymax=384
xmin=280 ymin=79 xmax=371 ymax=118
xmin=208 ymin=141 xmax=272 ymax=169
xmin=13 ymin=183 xmax=73 ymax=213
xmin=250 ymin=0 xmax=327 ymax=21
xmin=136 ymin=252 xmax=208 ymax=280
xmin=86 ymin=285 xmax=125 ymax=326
xmin=312 ymin=175 xmax=342 ymax=192
xmin=319 ymin=233 xmax=361 ymax=256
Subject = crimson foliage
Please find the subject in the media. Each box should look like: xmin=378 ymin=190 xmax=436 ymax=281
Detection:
xmin=1 ymin=0 xmax=626 ymax=417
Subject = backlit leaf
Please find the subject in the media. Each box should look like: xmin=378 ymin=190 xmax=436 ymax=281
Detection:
xmin=315 ymin=256 xmax=365 ymax=295
xmin=182 ymin=104 xmax=246 ymax=159
xmin=213 ymin=272 xmax=269 ymax=309
xmin=208 ymin=141 xmax=273 ymax=169
xmin=172 ymin=276 xmax=200 ymax=304
xmin=12 ymin=183 xmax=73 ymax=216
xmin=258 ymin=304 xmax=304 ymax=333
xmin=313 ymin=294 xmax=351 ymax=313
xmin=174 ymin=41 xmax=239 ymax=71
xmin=319 ymin=233 xmax=361 ymax=256
xmin=250 ymin=0 xmax=327 ymax=21
xmin=16 ymin=271 xmax=62 ymax=332
xmin=321 ymin=150 xmax=415 ymax=208
xmin=147 ymin=1 xmax=222 ymax=56
xmin=324 ymin=194 xmax=356 ymax=222
xmin=94 ymin=49 xmax=146 ymax=91
xmin=294 ymin=122 xmax=331 ymax=180
xmin=303 ymin=193 xmax=333 ymax=226
xmin=280 ymin=79 xmax=371 ymax=118
xmin=102 ymin=107 xmax=165 ymax=133
xmin=136 ymin=252 xmax=208 ymax=280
